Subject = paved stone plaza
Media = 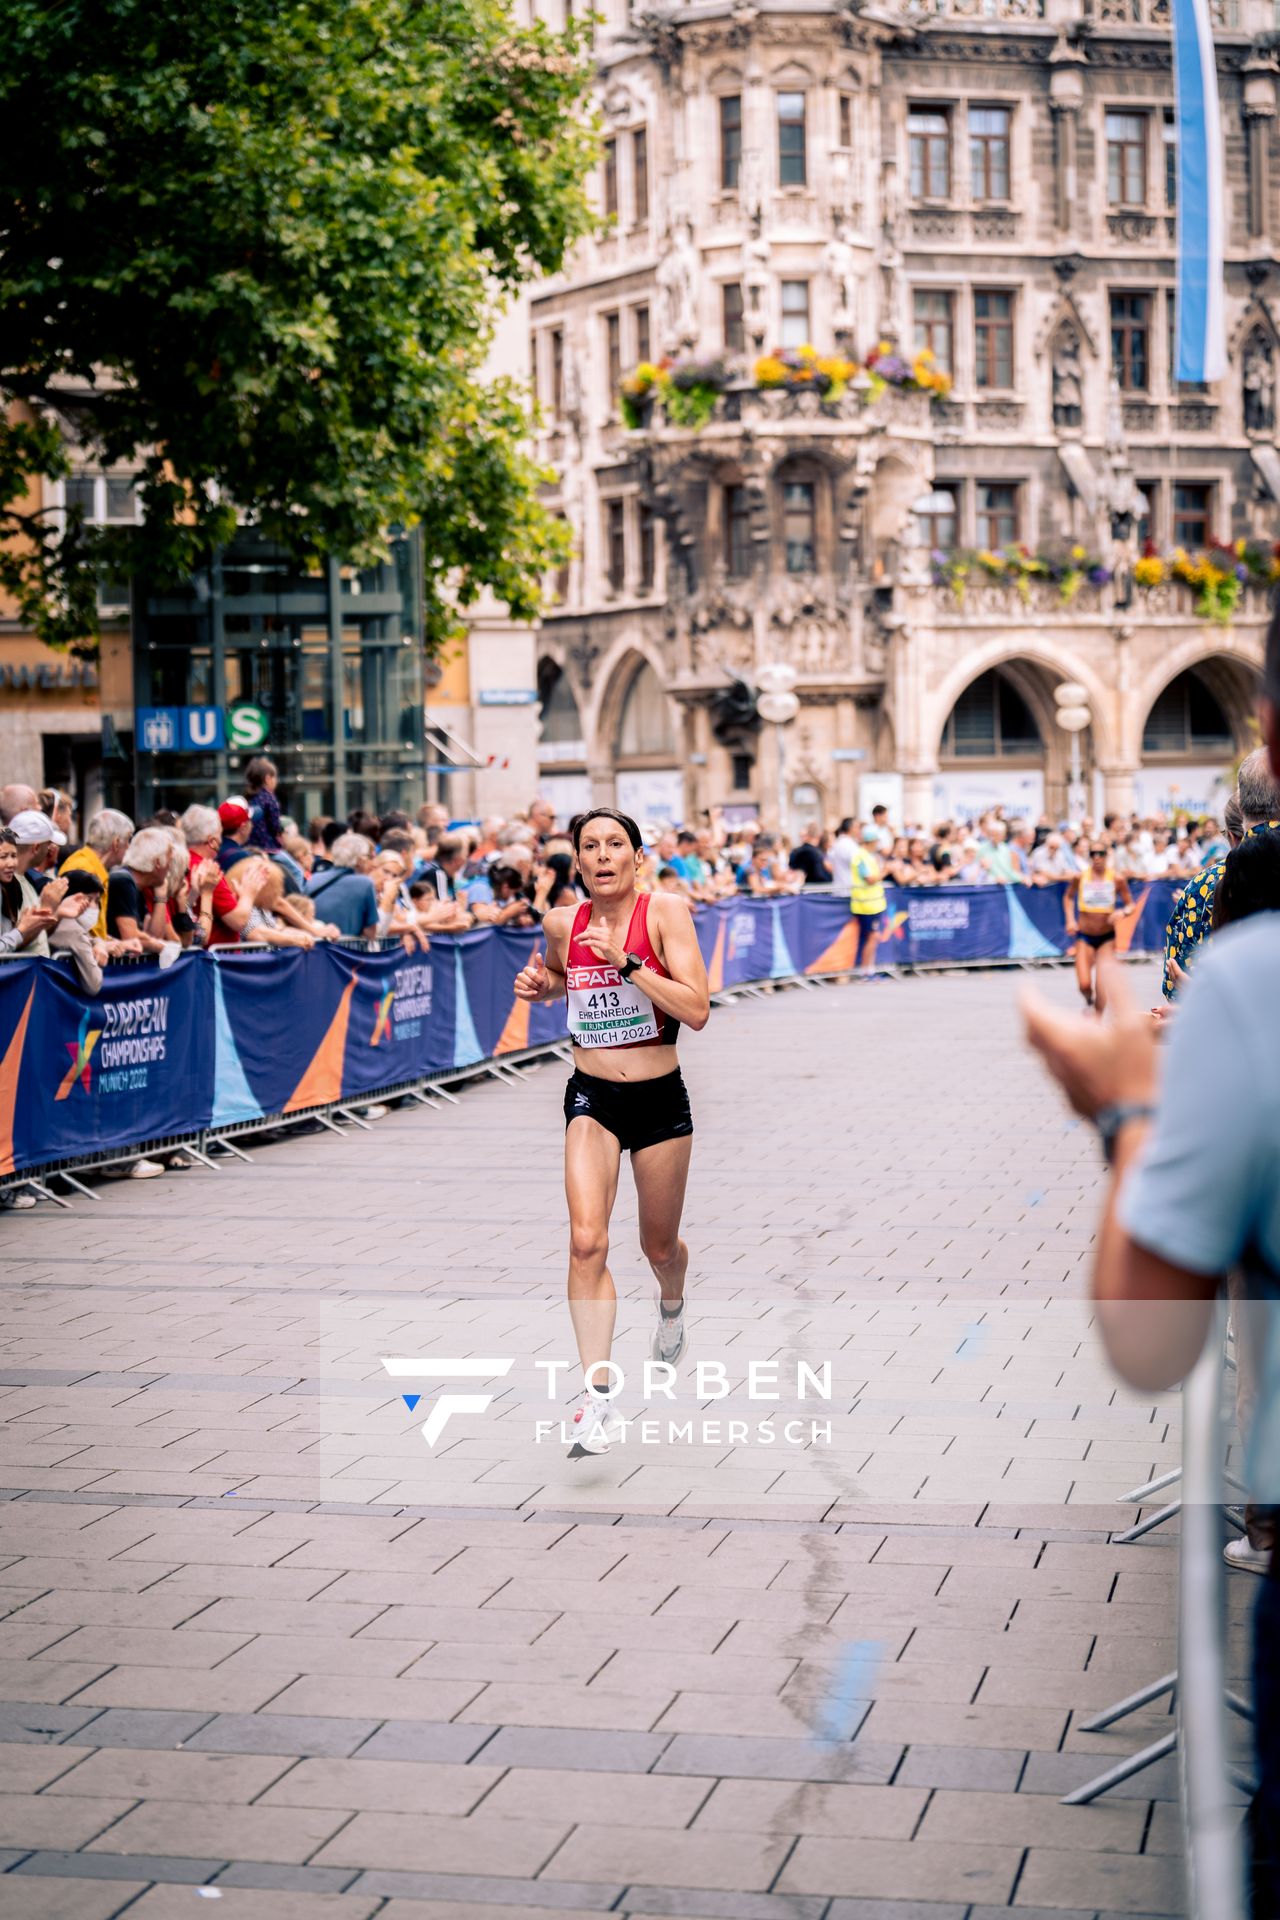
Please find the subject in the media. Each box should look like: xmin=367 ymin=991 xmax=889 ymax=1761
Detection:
xmin=0 ymin=963 xmax=1256 ymax=1920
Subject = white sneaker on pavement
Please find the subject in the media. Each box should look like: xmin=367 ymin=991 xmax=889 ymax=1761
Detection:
xmin=651 ymin=1292 xmax=687 ymax=1368
xmin=567 ymin=1390 xmax=623 ymax=1459
xmin=128 ymin=1159 xmax=165 ymax=1180
xmin=1223 ymin=1536 xmax=1271 ymax=1575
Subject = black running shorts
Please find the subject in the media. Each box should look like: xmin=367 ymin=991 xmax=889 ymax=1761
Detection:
xmin=564 ymin=1067 xmax=693 ymax=1154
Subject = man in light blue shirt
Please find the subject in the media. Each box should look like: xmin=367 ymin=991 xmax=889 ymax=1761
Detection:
xmin=1024 ymin=602 xmax=1280 ymax=1912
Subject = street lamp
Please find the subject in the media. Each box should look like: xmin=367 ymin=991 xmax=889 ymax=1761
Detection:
xmin=756 ymin=662 xmax=800 ymax=834
xmin=1054 ymin=679 xmax=1091 ymax=823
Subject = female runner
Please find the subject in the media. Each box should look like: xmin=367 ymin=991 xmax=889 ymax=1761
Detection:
xmin=513 ymin=809 xmax=710 ymax=1456
xmin=1063 ymin=841 xmax=1134 ymax=1015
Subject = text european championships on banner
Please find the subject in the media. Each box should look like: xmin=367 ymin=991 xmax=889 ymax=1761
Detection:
xmin=0 ymin=881 xmax=1181 ymax=1175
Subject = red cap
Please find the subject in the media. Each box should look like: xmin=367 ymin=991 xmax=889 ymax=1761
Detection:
xmin=218 ymin=801 xmax=250 ymax=829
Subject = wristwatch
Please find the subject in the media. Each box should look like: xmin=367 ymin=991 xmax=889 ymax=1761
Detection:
xmin=619 ymin=952 xmax=644 ymax=981
xmin=1095 ymin=1101 xmax=1155 ymax=1165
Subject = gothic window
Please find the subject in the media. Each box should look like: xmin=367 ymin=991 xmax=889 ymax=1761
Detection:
xmin=973 ymin=290 xmax=1014 ymax=389
xmin=783 ymin=480 xmax=817 ymax=573
xmin=1142 ymin=671 xmax=1233 ymax=754
xmin=780 ymin=280 xmax=811 ymax=348
xmin=942 ymin=670 xmax=1040 ymax=759
xmin=603 ymin=310 xmax=622 ymax=402
xmin=1173 ymin=482 xmax=1213 ymax=547
xmin=1110 ymin=293 xmax=1150 ymax=392
xmin=604 ymin=498 xmax=626 ymax=591
xmin=632 ymin=128 xmax=649 ymax=223
xmin=638 ymin=505 xmax=656 ymax=591
xmin=777 ymin=92 xmax=807 ymax=187
xmin=603 ymin=136 xmax=618 ymax=217
xmin=720 ymin=95 xmax=742 ymax=191
xmin=975 ymin=481 xmax=1020 ymax=549
xmin=913 ymin=290 xmax=955 ymax=376
xmin=538 ymin=661 xmax=584 ymax=747
xmin=617 ymin=661 xmax=677 ymax=757
xmin=724 ymin=485 xmax=751 ymax=578
xmin=908 ymin=107 xmax=951 ymax=201
xmin=1106 ymin=111 xmax=1147 ymax=208
xmin=1163 ymin=110 xmax=1177 ymax=210
xmin=915 ymin=484 xmax=959 ymax=552
xmin=634 ymin=304 xmax=651 ymax=364
xmin=722 ymin=282 xmax=745 ymax=353
xmin=969 ymin=106 xmax=1011 ymax=203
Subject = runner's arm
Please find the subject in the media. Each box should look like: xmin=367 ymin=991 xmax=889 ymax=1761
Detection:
xmin=637 ymin=895 xmax=711 ymax=1031
xmin=1063 ymin=878 xmax=1078 ymax=935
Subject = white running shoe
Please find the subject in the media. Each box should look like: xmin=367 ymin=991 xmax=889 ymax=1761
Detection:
xmin=567 ymin=1391 xmax=621 ymax=1459
xmin=651 ymin=1293 xmax=687 ymax=1369
xmin=1223 ymin=1536 xmax=1271 ymax=1575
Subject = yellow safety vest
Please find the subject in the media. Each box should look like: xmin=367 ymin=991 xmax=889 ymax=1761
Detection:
xmin=850 ymin=849 xmax=886 ymax=916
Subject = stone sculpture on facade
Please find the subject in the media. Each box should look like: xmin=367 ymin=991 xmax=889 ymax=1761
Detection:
xmin=1052 ymin=328 xmax=1084 ymax=430
xmin=1243 ymin=334 xmax=1276 ymax=433
xmin=657 ymin=217 xmax=701 ymax=352
xmin=823 ymin=219 xmax=860 ymax=346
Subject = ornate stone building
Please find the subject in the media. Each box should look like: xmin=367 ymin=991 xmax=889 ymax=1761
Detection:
xmin=517 ymin=0 xmax=1279 ymax=828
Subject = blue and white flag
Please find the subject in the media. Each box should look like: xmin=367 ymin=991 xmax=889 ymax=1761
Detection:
xmin=1173 ymin=0 xmax=1226 ymax=382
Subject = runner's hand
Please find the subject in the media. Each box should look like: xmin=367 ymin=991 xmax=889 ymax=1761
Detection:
xmin=514 ymin=949 xmax=549 ymax=1001
xmin=577 ymin=926 xmax=625 ymax=969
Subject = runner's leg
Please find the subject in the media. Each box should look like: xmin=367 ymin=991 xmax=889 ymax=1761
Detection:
xmin=565 ymin=1114 xmax=622 ymax=1387
xmin=1094 ymin=942 xmax=1114 ymax=1017
xmin=633 ymin=1133 xmax=694 ymax=1308
xmin=1073 ymin=937 xmax=1093 ymax=1006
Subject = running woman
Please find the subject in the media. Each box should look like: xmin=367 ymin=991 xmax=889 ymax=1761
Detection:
xmin=1064 ymin=842 xmax=1134 ymax=1015
xmin=513 ymin=809 xmax=710 ymax=1457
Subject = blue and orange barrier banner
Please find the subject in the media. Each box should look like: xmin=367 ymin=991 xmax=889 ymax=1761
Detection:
xmin=0 ymin=881 xmax=1180 ymax=1175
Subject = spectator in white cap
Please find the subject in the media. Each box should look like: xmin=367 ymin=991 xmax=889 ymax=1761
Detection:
xmin=0 ymin=826 xmax=59 ymax=956
xmin=7 ymin=808 xmax=67 ymax=894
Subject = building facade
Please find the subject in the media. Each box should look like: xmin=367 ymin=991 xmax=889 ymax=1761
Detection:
xmin=521 ymin=0 xmax=1279 ymax=829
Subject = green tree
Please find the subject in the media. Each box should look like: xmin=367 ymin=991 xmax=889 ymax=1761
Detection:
xmin=0 ymin=0 xmax=595 ymax=650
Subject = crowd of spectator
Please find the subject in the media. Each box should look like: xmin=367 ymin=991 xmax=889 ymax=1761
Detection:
xmin=0 ymin=764 xmax=1238 ymax=980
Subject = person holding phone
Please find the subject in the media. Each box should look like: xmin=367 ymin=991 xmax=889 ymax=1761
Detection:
xmin=513 ymin=808 xmax=710 ymax=1457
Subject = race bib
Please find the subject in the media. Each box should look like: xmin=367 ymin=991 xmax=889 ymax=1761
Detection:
xmin=1079 ymin=877 xmax=1116 ymax=914
xmin=566 ymin=964 xmax=659 ymax=1048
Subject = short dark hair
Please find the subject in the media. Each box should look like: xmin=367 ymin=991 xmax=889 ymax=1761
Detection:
xmin=570 ymin=808 xmax=644 ymax=853
xmin=872 ymin=804 xmax=888 ymax=818
xmin=837 ymin=817 xmax=854 ymax=836
xmin=657 ymin=864 xmax=679 ymax=880
xmin=1212 ymin=825 xmax=1280 ymax=931
xmin=381 ymin=829 xmax=415 ymax=857
xmin=307 ymin=815 xmax=334 ymax=841
xmin=61 ymin=868 xmax=104 ymax=898
xmin=321 ymin=819 xmax=344 ymax=850
xmin=379 ymin=810 xmax=411 ymax=835
xmin=408 ymin=879 xmax=434 ymax=900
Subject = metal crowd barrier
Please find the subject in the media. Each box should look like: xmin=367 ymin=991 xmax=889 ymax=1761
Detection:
xmin=1063 ymin=1303 xmax=1250 ymax=1920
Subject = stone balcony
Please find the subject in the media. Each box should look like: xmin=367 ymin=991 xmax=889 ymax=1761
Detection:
xmin=617 ymin=380 xmax=937 ymax=455
xmin=895 ymin=0 xmax=1249 ymax=24
xmin=922 ymin=571 xmax=1273 ymax=625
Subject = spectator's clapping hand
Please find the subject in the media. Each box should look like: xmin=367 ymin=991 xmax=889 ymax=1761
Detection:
xmin=192 ymin=859 xmax=222 ymax=896
xmin=42 ymin=876 xmax=69 ymax=909
xmin=1021 ymin=963 xmax=1157 ymax=1121
xmin=54 ymin=893 xmax=87 ymax=920
xmin=17 ymin=904 xmax=56 ymax=941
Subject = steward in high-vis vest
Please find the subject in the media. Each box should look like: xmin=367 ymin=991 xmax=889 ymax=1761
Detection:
xmin=850 ymin=844 xmax=887 ymax=918
xmin=848 ymin=831 xmax=888 ymax=974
